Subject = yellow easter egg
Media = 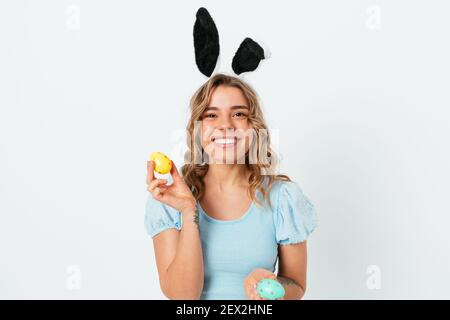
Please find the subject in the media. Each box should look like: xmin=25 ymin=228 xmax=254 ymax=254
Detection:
xmin=150 ymin=152 xmax=172 ymax=174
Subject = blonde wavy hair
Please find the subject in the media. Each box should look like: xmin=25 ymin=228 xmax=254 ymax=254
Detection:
xmin=181 ymin=73 xmax=291 ymax=210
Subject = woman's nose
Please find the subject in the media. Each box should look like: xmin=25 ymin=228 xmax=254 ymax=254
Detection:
xmin=217 ymin=116 xmax=234 ymax=131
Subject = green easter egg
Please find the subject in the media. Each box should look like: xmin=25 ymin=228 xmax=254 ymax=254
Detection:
xmin=256 ymin=278 xmax=285 ymax=300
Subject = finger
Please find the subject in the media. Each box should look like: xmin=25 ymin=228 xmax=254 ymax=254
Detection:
xmin=247 ymin=283 xmax=261 ymax=300
xmin=157 ymin=180 xmax=168 ymax=187
xmin=147 ymin=161 xmax=155 ymax=185
xmin=170 ymin=160 xmax=183 ymax=181
xmin=254 ymin=287 xmax=263 ymax=300
xmin=148 ymin=178 xmax=167 ymax=190
xmin=147 ymin=179 xmax=168 ymax=193
xmin=247 ymin=289 xmax=257 ymax=300
xmin=152 ymin=184 xmax=168 ymax=192
xmin=245 ymin=287 xmax=252 ymax=299
xmin=252 ymin=292 xmax=262 ymax=300
xmin=244 ymin=280 xmax=256 ymax=299
xmin=249 ymin=275 xmax=264 ymax=285
xmin=152 ymin=187 xmax=165 ymax=199
xmin=149 ymin=187 xmax=161 ymax=200
xmin=244 ymin=278 xmax=257 ymax=292
xmin=250 ymin=280 xmax=258 ymax=290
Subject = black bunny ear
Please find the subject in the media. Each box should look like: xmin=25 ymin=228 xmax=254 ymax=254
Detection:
xmin=193 ymin=7 xmax=220 ymax=77
xmin=232 ymin=38 xmax=265 ymax=75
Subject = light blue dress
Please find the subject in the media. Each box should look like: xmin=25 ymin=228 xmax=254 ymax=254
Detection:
xmin=144 ymin=178 xmax=318 ymax=300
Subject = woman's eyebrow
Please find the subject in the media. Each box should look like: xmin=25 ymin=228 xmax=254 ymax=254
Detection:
xmin=205 ymin=105 xmax=249 ymax=111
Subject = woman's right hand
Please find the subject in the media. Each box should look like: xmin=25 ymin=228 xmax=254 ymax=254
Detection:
xmin=147 ymin=160 xmax=196 ymax=214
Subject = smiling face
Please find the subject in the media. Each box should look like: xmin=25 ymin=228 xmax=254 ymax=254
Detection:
xmin=200 ymin=85 xmax=253 ymax=164
xmin=183 ymin=73 xmax=285 ymax=204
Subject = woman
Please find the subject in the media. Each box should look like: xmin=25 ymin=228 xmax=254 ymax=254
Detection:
xmin=145 ymin=73 xmax=317 ymax=300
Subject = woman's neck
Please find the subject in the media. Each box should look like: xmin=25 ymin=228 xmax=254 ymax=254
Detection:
xmin=204 ymin=164 xmax=249 ymax=193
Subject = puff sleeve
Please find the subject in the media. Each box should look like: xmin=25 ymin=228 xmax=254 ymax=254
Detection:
xmin=144 ymin=194 xmax=183 ymax=238
xmin=273 ymin=181 xmax=318 ymax=245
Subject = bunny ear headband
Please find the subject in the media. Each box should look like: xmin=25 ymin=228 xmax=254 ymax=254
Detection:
xmin=193 ymin=7 xmax=267 ymax=77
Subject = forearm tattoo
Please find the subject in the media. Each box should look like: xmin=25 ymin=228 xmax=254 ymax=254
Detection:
xmin=277 ymin=275 xmax=299 ymax=287
xmin=182 ymin=208 xmax=200 ymax=232
xmin=193 ymin=208 xmax=200 ymax=227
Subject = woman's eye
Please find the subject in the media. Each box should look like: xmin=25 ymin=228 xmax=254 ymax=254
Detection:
xmin=233 ymin=112 xmax=247 ymax=118
xmin=204 ymin=113 xmax=216 ymax=119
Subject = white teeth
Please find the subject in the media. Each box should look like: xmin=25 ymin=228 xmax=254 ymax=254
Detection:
xmin=214 ymin=138 xmax=236 ymax=144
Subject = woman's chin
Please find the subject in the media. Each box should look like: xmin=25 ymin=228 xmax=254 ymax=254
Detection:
xmin=208 ymin=156 xmax=247 ymax=165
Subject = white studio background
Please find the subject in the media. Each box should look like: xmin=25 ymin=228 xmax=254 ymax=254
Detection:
xmin=1 ymin=0 xmax=449 ymax=299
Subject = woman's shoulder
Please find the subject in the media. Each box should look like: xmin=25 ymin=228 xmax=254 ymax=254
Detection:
xmin=264 ymin=176 xmax=302 ymax=204
xmin=263 ymin=177 xmax=318 ymax=245
xmin=144 ymin=194 xmax=182 ymax=238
